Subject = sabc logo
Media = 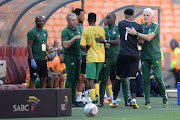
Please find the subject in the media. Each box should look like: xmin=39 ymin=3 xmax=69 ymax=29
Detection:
xmin=13 ymin=96 xmax=40 ymax=112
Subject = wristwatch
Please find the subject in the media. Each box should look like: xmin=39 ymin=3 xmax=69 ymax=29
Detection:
xmin=104 ymin=40 xmax=107 ymax=43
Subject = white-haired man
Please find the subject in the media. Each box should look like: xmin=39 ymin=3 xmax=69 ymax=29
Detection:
xmin=128 ymin=8 xmax=168 ymax=108
xmin=61 ymin=13 xmax=82 ymax=107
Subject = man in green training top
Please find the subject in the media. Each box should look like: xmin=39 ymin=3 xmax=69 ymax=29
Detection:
xmin=95 ymin=13 xmax=130 ymax=107
xmin=61 ymin=13 xmax=83 ymax=107
xmin=27 ymin=16 xmax=48 ymax=88
xmin=128 ymin=8 xmax=168 ymax=108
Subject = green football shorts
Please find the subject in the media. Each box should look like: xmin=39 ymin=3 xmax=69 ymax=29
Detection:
xmin=86 ymin=62 xmax=104 ymax=80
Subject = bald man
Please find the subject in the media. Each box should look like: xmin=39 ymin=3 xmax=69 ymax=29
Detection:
xmin=96 ymin=13 xmax=130 ymax=107
xmin=27 ymin=16 xmax=48 ymax=88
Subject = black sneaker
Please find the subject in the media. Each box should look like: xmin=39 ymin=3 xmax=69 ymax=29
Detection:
xmin=96 ymin=95 xmax=99 ymax=103
xmin=75 ymin=101 xmax=84 ymax=107
xmin=72 ymin=103 xmax=76 ymax=107
xmin=81 ymin=101 xmax=86 ymax=106
xmin=125 ymin=98 xmax=132 ymax=106
xmin=98 ymin=103 xmax=105 ymax=107
xmin=79 ymin=101 xmax=86 ymax=106
xmin=145 ymin=102 xmax=151 ymax=108
xmin=92 ymin=101 xmax=97 ymax=105
xmin=163 ymin=99 xmax=168 ymax=108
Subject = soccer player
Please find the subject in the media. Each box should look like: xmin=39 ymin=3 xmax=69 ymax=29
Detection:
xmin=61 ymin=13 xmax=83 ymax=107
xmin=95 ymin=13 xmax=130 ymax=107
xmin=112 ymin=8 xmax=142 ymax=109
xmin=73 ymin=8 xmax=86 ymax=105
xmin=128 ymin=8 xmax=168 ymax=108
xmin=80 ymin=13 xmax=105 ymax=104
xmin=27 ymin=16 xmax=48 ymax=88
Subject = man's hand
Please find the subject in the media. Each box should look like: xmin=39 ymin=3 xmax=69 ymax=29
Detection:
xmin=138 ymin=39 xmax=145 ymax=46
xmin=53 ymin=40 xmax=59 ymax=48
xmin=74 ymin=35 xmax=81 ymax=40
xmin=127 ymin=27 xmax=137 ymax=35
xmin=31 ymin=59 xmax=37 ymax=69
xmin=95 ymin=36 xmax=104 ymax=43
xmin=81 ymin=45 xmax=90 ymax=53
xmin=51 ymin=72 xmax=62 ymax=76
xmin=62 ymin=68 xmax=66 ymax=74
xmin=81 ymin=46 xmax=86 ymax=52
xmin=86 ymin=45 xmax=90 ymax=51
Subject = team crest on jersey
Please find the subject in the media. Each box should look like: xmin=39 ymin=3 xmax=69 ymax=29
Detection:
xmin=113 ymin=31 xmax=116 ymax=34
xmin=149 ymin=29 xmax=151 ymax=31
xmin=37 ymin=34 xmax=39 ymax=36
xmin=44 ymin=33 xmax=46 ymax=37
xmin=72 ymin=33 xmax=74 ymax=36
xmin=78 ymin=31 xmax=80 ymax=34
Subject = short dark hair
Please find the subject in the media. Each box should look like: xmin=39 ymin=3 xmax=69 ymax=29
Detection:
xmin=108 ymin=13 xmax=116 ymax=20
xmin=88 ymin=13 xmax=96 ymax=22
xmin=124 ymin=8 xmax=134 ymax=15
xmin=73 ymin=8 xmax=83 ymax=16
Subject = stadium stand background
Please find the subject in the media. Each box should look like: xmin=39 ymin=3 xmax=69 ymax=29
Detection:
xmin=44 ymin=0 xmax=180 ymax=53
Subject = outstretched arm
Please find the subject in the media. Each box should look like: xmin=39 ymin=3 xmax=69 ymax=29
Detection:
xmin=95 ymin=36 xmax=120 ymax=44
xmin=127 ymin=27 xmax=155 ymax=41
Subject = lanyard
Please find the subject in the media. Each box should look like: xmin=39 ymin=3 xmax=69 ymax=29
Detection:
xmin=77 ymin=24 xmax=83 ymax=33
xmin=35 ymin=26 xmax=45 ymax=43
xmin=107 ymin=24 xmax=116 ymax=40
xmin=143 ymin=22 xmax=153 ymax=34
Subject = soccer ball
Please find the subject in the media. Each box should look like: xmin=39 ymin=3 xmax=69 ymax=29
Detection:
xmin=84 ymin=103 xmax=98 ymax=117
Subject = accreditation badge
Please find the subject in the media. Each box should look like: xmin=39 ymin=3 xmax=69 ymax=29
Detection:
xmin=42 ymin=44 xmax=46 ymax=51
xmin=105 ymin=43 xmax=110 ymax=49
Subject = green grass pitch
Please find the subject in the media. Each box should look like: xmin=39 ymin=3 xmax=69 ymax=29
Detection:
xmin=2 ymin=97 xmax=180 ymax=120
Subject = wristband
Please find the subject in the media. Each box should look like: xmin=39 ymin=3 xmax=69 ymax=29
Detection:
xmin=104 ymin=40 xmax=107 ymax=43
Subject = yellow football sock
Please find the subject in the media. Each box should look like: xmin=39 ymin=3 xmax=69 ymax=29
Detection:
xmin=95 ymin=83 xmax=99 ymax=96
xmin=89 ymin=89 xmax=96 ymax=101
xmin=63 ymin=80 xmax=66 ymax=88
xmin=106 ymin=84 xmax=113 ymax=96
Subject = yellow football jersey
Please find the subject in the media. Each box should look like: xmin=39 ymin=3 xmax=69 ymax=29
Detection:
xmin=80 ymin=26 xmax=105 ymax=63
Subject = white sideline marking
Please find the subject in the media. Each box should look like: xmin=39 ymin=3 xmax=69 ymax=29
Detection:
xmin=72 ymin=108 xmax=84 ymax=109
